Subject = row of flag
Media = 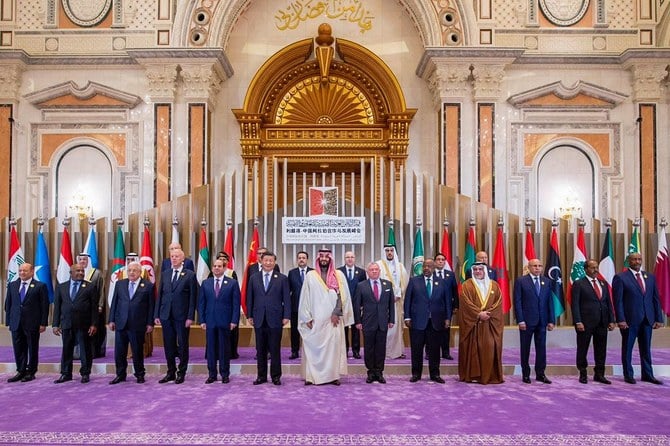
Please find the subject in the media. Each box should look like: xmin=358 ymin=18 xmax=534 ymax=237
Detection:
xmin=405 ymin=222 xmax=670 ymax=317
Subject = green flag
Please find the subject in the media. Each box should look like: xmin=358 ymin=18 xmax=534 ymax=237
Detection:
xmin=107 ymin=226 xmax=126 ymax=306
xmin=387 ymin=225 xmax=396 ymax=247
xmin=623 ymin=226 xmax=641 ymax=268
xmin=460 ymin=226 xmax=476 ymax=283
xmin=411 ymin=227 xmax=424 ymax=276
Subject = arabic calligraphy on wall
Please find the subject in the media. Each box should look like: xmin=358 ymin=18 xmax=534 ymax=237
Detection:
xmin=275 ymin=0 xmax=374 ymax=33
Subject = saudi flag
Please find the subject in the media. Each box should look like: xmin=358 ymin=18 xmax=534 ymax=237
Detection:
xmin=460 ymin=225 xmax=476 ymax=283
xmin=598 ymin=227 xmax=615 ymax=286
xmin=411 ymin=227 xmax=424 ymax=276
xmin=623 ymin=225 xmax=641 ymax=268
xmin=196 ymin=226 xmax=211 ymax=284
xmin=568 ymin=224 xmax=587 ymax=305
xmin=107 ymin=226 xmax=126 ymax=306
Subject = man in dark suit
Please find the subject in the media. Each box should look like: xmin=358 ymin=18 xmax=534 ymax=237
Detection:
xmin=338 ymin=250 xmax=366 ymax=359
xmin=160 ymin=242 xmax=195 ymax=273
xmin=513 ymin=258 xmax=555 ymax=384
xmin=108 ymin=262 xmax=155 ymax=384
xmin=353 ymin=262 xmax=394 ymax=383
xmin=154 ymin=249 xmax=199 ymax=384
xmin=403 ymin=257 xmax=452 ymax=383
xmin=5 ymin=263 xmax=49 ymax=383
xmin=613 ymin=252 xmax=664 ymax=385
xmin=433 ymin=252 xmax=459 ymax=360
xmin=52 ymin=264 xmax=98 ymax=384
xmin=287 ymin=251 xmax=312 ymax=359
xmin=571 ymin=259 xmax=615 ymax=384
xmin=77 ymin=253 xmax=106 ymax=358
xmin=465 ymin=251 xmax=498 ymax=280
xmin=198 ymin=258 xmax=241 ymax=384
xmin=246 ymin=251 xmax=290 ymax=385
xmin=216 ymin=251 xmax=240 ymax=359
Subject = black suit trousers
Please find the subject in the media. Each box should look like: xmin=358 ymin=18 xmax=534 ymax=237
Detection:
xmin=290 ymin=310 xmax=301 ymax=354
xmin=254 ymin=320 xmax=282 ymax=380
xmin=60 ymin=328 xmax=92 ymax=376
xmin=362 ymin=328 xmax=387 ymax=376
xmin=160 ymin=318 xmax=190 ymax=375
xmin=93 ymin=306 xmax=107 ymax=357
xmin=409 ymin=320 xmax=441 ymax=378
xmin=229 ymin=326 xmax=239 ymax=357
xmin=206 ymin=326 xmax=232 ymax=379
xmin=576 ymin=324 xmax=608 ymax=375
xmin=345 ymin=325 xmax=361 ymax=354
xmin=114 ymin=329 xmax=146 ymax=378
xmin=11 ymin=323 xmax=41 ymax=375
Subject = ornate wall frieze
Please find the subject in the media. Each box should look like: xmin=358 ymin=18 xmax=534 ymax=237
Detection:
xmin=142 ymin=64 xmax=179 ymax=102
xmin=180 ymin=62 xmax=226 ymax=109
xmin=626 ymin=63 xmax=668 ymax=102
xmin=0 ymin=63 xmax=25 ymax=102
xmin=426 ymin=61 xmax=472 ymax=105
xmin=472 ymin=63 xmax=506 ymax=100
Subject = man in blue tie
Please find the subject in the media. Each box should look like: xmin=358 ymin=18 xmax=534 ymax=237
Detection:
xmin=288 ymin=251 xmax=312 ymax=359
xmin=5 ymin=263 xmax=49 ymax=383
xmin=338 ymin=251 xmax=366 ymax=359
xmin=513 ymin=258 xmax=555 ymax=384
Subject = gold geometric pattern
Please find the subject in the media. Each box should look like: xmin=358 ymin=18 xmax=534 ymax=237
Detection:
xmin=276 ymin=76 xmax=374 ymax=125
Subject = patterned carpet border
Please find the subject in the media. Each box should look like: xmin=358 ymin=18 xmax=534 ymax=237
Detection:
xmin=0 ymin=433 xmax=668 ymax=445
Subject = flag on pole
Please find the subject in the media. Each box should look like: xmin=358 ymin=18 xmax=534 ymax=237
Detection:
xmin=57 ymin=225 xmax=73 ymax=284
xmin=598 ymin=227 xmax=616 ymax=286
xmin=654 ymin=224 xmax=670 ymax=316
xmin=491 ymin=226 xmax=510 ymax=313
xmin=240 ymin=226 xmax=260 ymax=315
xmin=440 ymin=225 xmax=453 ymax=272
xmin=460 ymin=225 xmax=476 ymax=283
xmin=82 ymin=226 xmax=99 ymax=271
xmin=196 ymin=226 xmax=211 ymax=285
xmin=411 ymin=227 xmax=424 ymax=276
xmin=568 ymin=224 xmax=588 ymax=306
xmin=623 ymin=225 xmax=641 ymax=268
xmin=35 ymin=229 xmax=54 ymax=303
xmin=387 ymin=225 xmax=396 ymax=247
xmin=171 ymin=224 xmax=179 ymax=245
xmin=107 ymin=226 xmax=126 ymax=306
xmin=140 ymin=226 xmax=156 ymax=286
xmin=223 ymin=226 xmax=235 ymax=270
xmin=7 ymin=225 xmax=25 ymax=284
xmin=546 ymin=227 xmax=565 ymax=317
xmin=523 ymin=226 xmax=537 ymax=274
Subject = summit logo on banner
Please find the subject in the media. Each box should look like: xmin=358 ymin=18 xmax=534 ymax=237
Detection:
xmin=309 ymin=187 xmax=338 ymax=216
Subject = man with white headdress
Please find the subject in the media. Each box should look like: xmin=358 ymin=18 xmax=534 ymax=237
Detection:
xmin=377 ymin=244 xmax=409 ymax=359
xmin=298 ymin=248 xmax=354 ymax=385
xmin=459 ymin=262 xmax=504 ymax=384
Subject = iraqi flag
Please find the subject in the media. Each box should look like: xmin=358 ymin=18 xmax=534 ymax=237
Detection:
xmin=57 ymin=225 xmax=73 ymax=284
xmin=7 ymin=225 xmax=24 ymax=284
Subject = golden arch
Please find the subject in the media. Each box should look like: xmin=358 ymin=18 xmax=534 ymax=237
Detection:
xmin=233 ymin=25 xmax=416 ymax=215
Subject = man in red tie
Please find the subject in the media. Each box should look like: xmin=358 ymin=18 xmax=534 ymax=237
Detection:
xmin=571 ymin=259 xmax=615 ymax=384
xmin=353 ymin=262 xmax=394 ymax=383
xmin=613 ymin=252 xmax=664 ymax=385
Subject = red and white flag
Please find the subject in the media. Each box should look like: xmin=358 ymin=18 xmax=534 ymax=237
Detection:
xmin=654 ymin=225 xmax=670 ymax=316
xmin=7 ymin=225 xmax=24 ymax=283
xmin=240 ymin=226 xmax=260 ymax=315
xmin=140 ymin=226 xmax=156 ymax=286
xmin=56 ymin=225 xmax=73 ymax=283
xmin=523 ymin=226 xmax=537 ymax=275
xmin=440 ymin=226 xmax=453 ymax=272
xmin=223 ymin=226 xmax=235 ymax=270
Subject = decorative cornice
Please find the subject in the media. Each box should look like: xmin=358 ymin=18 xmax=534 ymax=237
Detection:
xmin=180 ymin=62 xmax=226 ymax=108
xmin=508 ymin=81 xmax=628 ymax=108
xmin=142 ymin=64 xmax=179 ymax=102
xmin=472 ymin=63 xmax=507 ymax=100
xmin=426 ymin=62 xmax=471 ymax=105
xmin=24 ymin=81 xmax=142 ymax=109
xmin=416 ymin=48 xmax=524 ymax=78
xmin=625 ymin=63 xmax=669 ymax=102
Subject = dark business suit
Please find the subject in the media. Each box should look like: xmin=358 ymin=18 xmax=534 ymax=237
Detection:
xmin=5 ymin=279 xmax=49 ymax=377
xmin=246 ymin=269 xmax=290 ymax=381
xmin=154 ymin=268 xmax=199 ymax=377
xmin=53 ymin=280 xmax=99 ymax=377
xmin=108 ymin=278 xmax=155 ymax=379
xmin=288 ymin=266 xmax=312 ymax=356
xmin=433 ymin=269 xmax=459 ymax=358
xmin=198 ymin=275 xmax=241 ymax=380
xmin=513 ymin=274 xmax=555 ymax=379
xmin=353 ymin=279 xmax=394 ymax=378
xmin=338 ymin=265 xmax=366 ymax=356
xmin=404 ymin=275 xmax=452 ymax=379
xmin=613 ymin=269 xmax=664 ymax=381
xmin=571 ymin=276 xmax=614 ymax=378
xmin=240 ymin=262 xmax=280 ymax=356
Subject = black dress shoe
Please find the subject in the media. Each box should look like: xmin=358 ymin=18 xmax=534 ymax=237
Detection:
xmin=253 ymin=378 xmax=267 ymax=385
xmin=289 ymin=353 xmax=299 ymax=360
xmin=594 ymin=375 xmax=611 ymax=385
xmin=136 ymin=376 xmax=145 ymax=384
xmin=409 ymin=375 xmax=420 ymax=383
xmin=175 ymin=375 xmax=185 ymax=384
xmin=536 ymin=376 xmax=552 ymax=384
xmin=624 ymin=376 xmax=637 ymax=384
xmin=304 ymin=380 xmax=313 ymax=386
xmin=272 ymin=378 xmax=281 ymax=386
xmin=430 ymin=376 xmax=445 ymax=384
xmin=442 ymin=355 xmax=454 ymax=360
xmin=158 ymin=374 xmax=176 ymax=384
xmin=352 ymin=352 xmax=361 ymax=359
xmin=522 ymin=376 xmax=531 ymax=384
xmin=579 ymin=375 xmax=588 ymax=384
xmin=20 ymin=374 xmax=35 ymax=383
xmin=80 ymin=375 xmax=90 ymax=384
xmin=231 ymin=353 xmax=240 ymax=359
xmin=377 ymin=375 xmax=386 ymax=384
xmin=366 ymin=376 xmax=374 ymax=384
xmin=54 ymin=375 xmax=72 ymax=384
xmin=222 ymin=376 xmax=230 ymax=384
xmin=109 ymin=376 xmax=126 ymax=385
xmin=7 ymin=373 xmax=25 ymax=383
xmin=205 ymin=377 xmax=216 ymax=384
xmin=641 ymin=377 xmax=663 ymax=385
xmin=330 ymin=379 xmax=341 ymax=386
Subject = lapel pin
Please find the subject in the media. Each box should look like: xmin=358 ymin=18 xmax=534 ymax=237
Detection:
xmin=140 ymin=283 xmax=145 ymax=287
xmin=223 ymin=280 xmax=228 ymax=285
xmin=29 ymin=284 xmax=35 ymax=288
xmin=81 ymin=283 xmax=87 ymax=288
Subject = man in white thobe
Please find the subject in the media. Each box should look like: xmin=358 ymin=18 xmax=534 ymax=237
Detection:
xmin=298 ymin=248 xmax=354 ymax=385
xmin=377 ymin=244 xmax=409 ymax=359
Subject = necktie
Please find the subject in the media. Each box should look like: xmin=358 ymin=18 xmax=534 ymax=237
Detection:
xmin=300 ymin=269 xmax=305 ymax=282
xmin=348 ymin=269 xmax=353 ymax=280
xmin=437 ymin=270 xmax=442 ymax=279
xmin=19 ymin=282 xmax=27 ymax=302
xmin=426 ymin=278 xmax=432 ymax=298
xmin=264 ymin=272 xmax=270 ymax=291
xmin=71 ymin=281 xmax=79 ymax=300
xmin=215 ymin=278 xmax=221 ymax=297
xmin=129 ymin=281 xmax=135 ymax=299
xmin=591 ymin=279 xmax=602 ymax=300
xmin=373 ymin=281 xmax=380 ymax=301
xmin=534 ymin=276 xmax=540 ymax=295
xmin=636 ymin=272 xmax=645 ymax=292
xmin=172 ymin=269 xmax=179 ymax=285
